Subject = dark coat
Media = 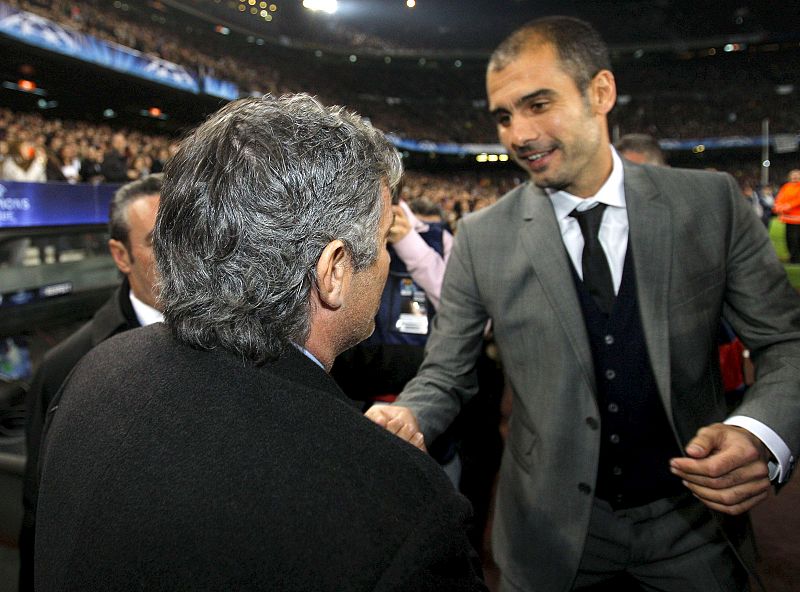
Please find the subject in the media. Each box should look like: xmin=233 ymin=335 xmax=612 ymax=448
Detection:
xmin=100 ymin=149 xmax=128 ymax=183
xmin=35 ymin=324 xmax=486 ymax=591
xmin=19 ymin=281 xmax=140 ymax=592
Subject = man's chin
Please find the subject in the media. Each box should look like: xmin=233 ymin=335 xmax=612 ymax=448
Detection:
xmin=529 ymin=174 xmax=568 ymax=193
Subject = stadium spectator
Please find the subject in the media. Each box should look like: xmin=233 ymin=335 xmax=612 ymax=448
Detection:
xmin=773 ymin=169 xmax=800 ymax=263
xmin=59 ymin=143 xmax=82 ymax=183
xmin=408 ymin=196 xmax=448 ymax=226
xmin=615 ymin=133 xmax=667 ymax=166
xmin=1 ymin=140 xmax=47 ymax=182
xmin=101 ymin=132 xmax=133 ymax=183
xmin=741 ymin=179 xmax=774 ymax=228
xmin=78 ymin=144 xmax=104 ymax=184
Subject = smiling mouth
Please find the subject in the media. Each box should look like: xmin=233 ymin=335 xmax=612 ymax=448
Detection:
xmin=518 ymin=147 xmax=555 ymax=161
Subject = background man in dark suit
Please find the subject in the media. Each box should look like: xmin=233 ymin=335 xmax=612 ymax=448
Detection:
xmin=615 ymin=133 xmax=667 ymax=167
xmin=369 ymin=16 xmax=800 ymax=592
xmin=19 ymin=173 xmax=164 ymax=592
xmin=34 ymin=95 xmax=485 ymax=592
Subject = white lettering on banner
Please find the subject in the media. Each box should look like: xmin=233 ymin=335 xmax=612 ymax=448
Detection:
xmin=0 ymin=187 xmax=30 ymax=223
xmin=0 ymin=198 xmax=31 ymax=210
xmin=40 ymin=283 xmax=73 ymax=298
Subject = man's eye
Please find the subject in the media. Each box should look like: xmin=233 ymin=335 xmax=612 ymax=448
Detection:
xmin=531 ymin=102 xmax=549 ymax=111
xmin=494 ymin=114 xmax=511 ymax=126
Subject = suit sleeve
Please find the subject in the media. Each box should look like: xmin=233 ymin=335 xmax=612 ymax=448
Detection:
xmin=720 ymin=173 xmax=800 ymax=466
xmin=396 ymin=220 xmax=490 ymax=442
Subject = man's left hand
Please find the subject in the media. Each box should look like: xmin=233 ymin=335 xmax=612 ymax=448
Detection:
xmin=670 ymin=423 xmax=771 ymax=515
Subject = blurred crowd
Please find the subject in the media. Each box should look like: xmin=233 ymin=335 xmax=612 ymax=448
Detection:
xmin=1 ymin=0 xmax=796 ymax=233
xmin=2 ymin=103 xmax=794 ymax=236
xmin=0 ymin=105 xmax=518 ymax=228
xmin=6 ymin=0 xmax=798 ymax=144
xmin=0 ymin=108 xmax=175 ymax=184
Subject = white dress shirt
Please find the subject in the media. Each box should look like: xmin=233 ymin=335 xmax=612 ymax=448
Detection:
xmin=547 ymin=147 xmax=792 ymax=482
xmin=129 ymin=290 xmax=164 ymax=327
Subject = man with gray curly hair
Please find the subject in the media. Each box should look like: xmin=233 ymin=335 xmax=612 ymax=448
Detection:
xmin=34 ymin=95 xmax=486 ymax=592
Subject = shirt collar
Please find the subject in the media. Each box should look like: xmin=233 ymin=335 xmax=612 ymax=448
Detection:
xmin=293 ymin=343 xmax=326 ymax=370
xmin=129 ymin=290 xmax=164 ymax=327
xmin=547 ymin=147 xmax=626 ymax=220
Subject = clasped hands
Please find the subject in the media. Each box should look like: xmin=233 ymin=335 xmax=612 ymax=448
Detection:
xmin=365 ymin=405 xmax=427 ymax=452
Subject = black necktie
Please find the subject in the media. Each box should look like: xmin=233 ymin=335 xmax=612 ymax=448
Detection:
xmin=570 ymin=204 xmax=615 ymax=315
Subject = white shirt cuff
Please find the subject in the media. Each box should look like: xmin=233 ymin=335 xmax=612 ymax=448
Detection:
xmin=725 ymin=415 xmax=794 ymax=483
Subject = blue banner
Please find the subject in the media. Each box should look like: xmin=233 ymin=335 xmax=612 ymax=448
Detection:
xmin=0 ymin=3 xmax=200 ymax=93
xmin=0 ymin=181 xmax=119 ymax=228
xmin=203 ymin=75 xmax=240 ymax=101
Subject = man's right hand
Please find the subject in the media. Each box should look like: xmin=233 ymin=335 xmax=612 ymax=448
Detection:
xmin=365 ymin=405 xmax=427 ymax=452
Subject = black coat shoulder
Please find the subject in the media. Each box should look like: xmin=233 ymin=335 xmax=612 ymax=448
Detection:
xmin=36 ymin=325 xmax=486 ymax=591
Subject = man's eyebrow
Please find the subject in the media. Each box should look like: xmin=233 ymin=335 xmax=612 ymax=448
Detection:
xmin=489 ymin=89 xmax=556 ymax=116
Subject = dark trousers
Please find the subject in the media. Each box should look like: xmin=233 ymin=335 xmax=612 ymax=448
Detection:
xmin=785 ymin=223 xmax=800 ymax=264
xmin=571 ymin=493 xmax=748 ymax=592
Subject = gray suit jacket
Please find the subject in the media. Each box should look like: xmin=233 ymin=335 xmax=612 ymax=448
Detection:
xmin=397 ymin=161 xmax=800 ymax=592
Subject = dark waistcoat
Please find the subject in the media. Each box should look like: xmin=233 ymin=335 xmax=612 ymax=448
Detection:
xmin=572 ymin=247 xmax=684 ymax=509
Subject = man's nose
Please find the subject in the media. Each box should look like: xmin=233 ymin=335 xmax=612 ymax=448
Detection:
xmin=508 ymin=117 xmax=541 ymax=150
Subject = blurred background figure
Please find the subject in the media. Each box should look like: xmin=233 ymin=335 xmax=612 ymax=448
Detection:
xmin=615 ymin=133 xmax=667 ymax=166
xmin=773 ymin=169 xmax=800 ymax=263
xmin=100 ymin=132 xmax=133 ymax=183
xmin=1 ymin=141 xmax=46 ymax=182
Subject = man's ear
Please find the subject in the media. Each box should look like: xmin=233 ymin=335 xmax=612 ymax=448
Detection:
xmin=589 ymin=69 xmax=616 ymax=116
xmin=108 ymin=239 xmax=132 ymax=275
xmin=315 ymin=239 xmax=350 ymax=309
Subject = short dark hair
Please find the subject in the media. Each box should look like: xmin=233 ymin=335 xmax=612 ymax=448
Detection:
xmin=408 ymin=197 xmax=444 ymax=220
xmin=108 ymin=173 xmax=163 ymax=248
xmin=615 ymin=133 xmax=666 ymax=166
xmin=488 ymin=16 xmax=611 ymax=93
xmin=155 ymin=94 xmax=402 ymax=363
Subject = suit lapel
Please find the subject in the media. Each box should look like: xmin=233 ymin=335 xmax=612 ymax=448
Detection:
xmin=624 ymin=163 xmax=674 ymax=422
xmin=518 ymin=184 xmax=596 ymax=393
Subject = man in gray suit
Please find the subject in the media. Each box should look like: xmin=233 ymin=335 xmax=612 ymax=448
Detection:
xmin=369 ymin=16 xmax=800 ymax=592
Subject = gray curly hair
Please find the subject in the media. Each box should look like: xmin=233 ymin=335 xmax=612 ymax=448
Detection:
xmin=154 ymin=94 xmax=402 ymax=363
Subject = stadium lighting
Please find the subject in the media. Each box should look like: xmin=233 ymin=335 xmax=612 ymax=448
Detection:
xmin=141 ymin=107 xmax=168 ymax=120
xmin=2 ymin=80 xmax=46 ymax=96
xmin=303 ymin=0 xmax=338 ymax=14
xmin=407 ymin=0 xmax=416 ymax=7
